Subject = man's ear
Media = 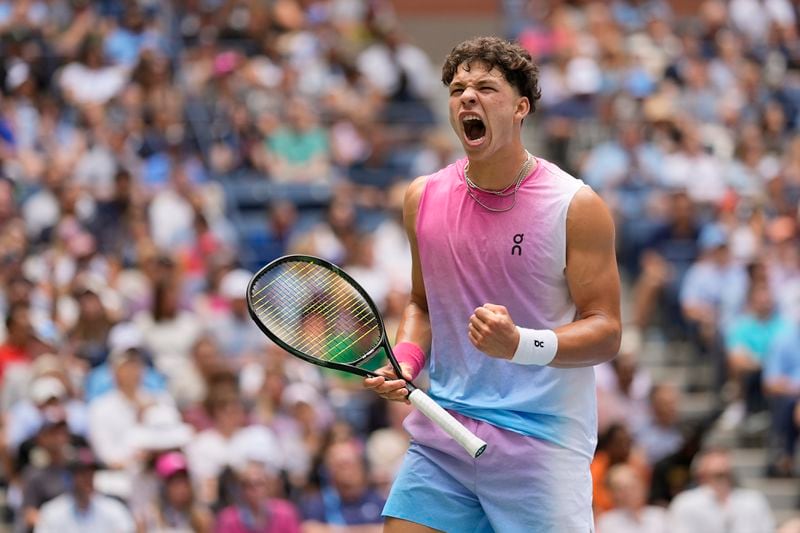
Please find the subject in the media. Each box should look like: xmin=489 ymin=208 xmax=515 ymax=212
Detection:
xmin=515 ymin=97 xmax=530 ymax=121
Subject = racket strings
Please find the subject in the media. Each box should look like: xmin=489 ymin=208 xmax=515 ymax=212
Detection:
xmin=250 ymin=262 xmax=381 ymax=362
xmin=254 ymin=267 xmax=373 ymax=340
xmin=259 ymin=279 xmax=379 ymax=362
xmin=270 ymin=281 xmax=376 ymax=358
xmin=249 ymin=260 xmax=316 ymax=305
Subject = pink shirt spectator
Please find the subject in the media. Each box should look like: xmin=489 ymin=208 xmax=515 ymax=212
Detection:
xmin=215 ymin=499 xmax=301 ymax=533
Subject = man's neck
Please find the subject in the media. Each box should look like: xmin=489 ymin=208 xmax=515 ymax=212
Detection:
xmin=466 ymin=145 xmax=530 ymax=191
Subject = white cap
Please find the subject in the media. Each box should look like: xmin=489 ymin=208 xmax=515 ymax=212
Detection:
xmin=108 ymin=322 xmax=143 ymax=355
xmin=107 ymin=322 xmax=145 ymax=367
xmin=230 ymin=425 xmax=283 ymax=474
xmin=30 ymin=376 xmax=67 ymax=405
xmin=282 ymin=382 xmax=321 ymax=408
xmin=219 ymin=269 xmax=252 ymax=300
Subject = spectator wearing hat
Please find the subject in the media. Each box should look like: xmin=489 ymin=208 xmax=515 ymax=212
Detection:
xmin=83 ymin=322 xmax=167 ymax=403
xmin=87 ymin=330 xmax=174 ymax=471
xmin=215 ymin=461 xmax=301 ymax=533
xmin=35 ymin=447 xmax=135 ymax=533
xmin=6 ymin=373 xmax=87 ymax=460
xmin=135 ymin=451 xmax=213 ymax=533
xmin=16 ymin=410 xmax=73 ymax=532
xmin=128 ymin=403 xmax=194 ymax=517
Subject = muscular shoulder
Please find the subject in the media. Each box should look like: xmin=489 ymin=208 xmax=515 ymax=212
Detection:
xmin=566 ymin=187 xmax=615 ymax=250
xmin=403 ymin=175 xmax=429 ymax=235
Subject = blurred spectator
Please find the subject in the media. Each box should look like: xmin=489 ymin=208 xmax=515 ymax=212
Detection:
xmin=680 ymin=223 xmax=748 ymax=389
xmin=631 ymin=190 xmax=699 ymax=338
xmin=300 ymin=439 xmax=385 ymax=530
xmin=34 ymin=447 xmax=135 ymax=533
xmin=135 ymin=451 xmax=213 ymax=533
xmin=5 ymin=373 xmax=86 ymax=457
xmin=215 ymin=462 xmax=301 ymax=533
xmin=87 ymin=338 xmax=173 ymax=471
xmin=127 ymin=403 xmax=194 ymax=517
xmin=648 ymin=420 xmax=709 ymax=507
xmin=68 ymin=285 xmax=113 ymax=367
xmin=264 ymin=99 xmax=331 ymax=183
xmin=722 ymin=278 xmax=785 ymax=430
xmin=634 ymin=382 xmax=685 ymax=465
xmin=596 ymin=464 xmax=669 ymax=533
xmin=185 ymin=387 xmax=282 ymax=506
xmin=0 ymin=303 xmax=35 ymax=382
xmin=763 ymin=284 xmax=800 ymax=477
xmin=17 ymin=411 xmax=72 ymax=532
xmin=591 ymin=423 xmax=650 ymax=515
xmin=135 ymin=279 xmax=203 ymax=407
xmin=668 ymin=447 xmax=774 ymax=533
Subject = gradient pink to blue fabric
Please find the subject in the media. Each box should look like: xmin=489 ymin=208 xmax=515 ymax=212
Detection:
xmin=415 ymin=157 xmax=597 ymax=460
xmin=383 ymin=409 xmax=594 ymax=531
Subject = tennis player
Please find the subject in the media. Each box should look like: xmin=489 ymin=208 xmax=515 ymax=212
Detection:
xmin=364 ymin=36 xmax=621 ymax=532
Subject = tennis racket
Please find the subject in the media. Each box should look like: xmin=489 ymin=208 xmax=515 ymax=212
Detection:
xmin=246 ymin=254 xmax=487 ymax=458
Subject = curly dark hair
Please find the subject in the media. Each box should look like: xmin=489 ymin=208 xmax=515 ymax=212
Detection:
xmin=441 ymin=36 xmax=542 ymax=115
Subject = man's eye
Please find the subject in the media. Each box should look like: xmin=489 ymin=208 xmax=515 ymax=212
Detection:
xmin=450 ymin=89 xmax=463 ymax=95
xmin=480 ymin=87 xmax=495 ymax=92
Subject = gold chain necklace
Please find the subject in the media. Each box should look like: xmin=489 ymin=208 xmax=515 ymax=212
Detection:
xmin=464 ymin=152 xmax=534 ymax=212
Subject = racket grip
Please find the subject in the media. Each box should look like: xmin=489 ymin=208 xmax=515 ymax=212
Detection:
xmin=407 ymin=389 xmax=487 ymax=458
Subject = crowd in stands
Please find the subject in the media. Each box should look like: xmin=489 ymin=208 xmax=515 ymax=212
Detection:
xmin=1 ymin=0 xmax=800 ymax=531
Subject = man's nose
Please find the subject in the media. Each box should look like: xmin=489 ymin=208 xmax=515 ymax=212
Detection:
xmin=460 ymin=87 xmax=477 ymax=104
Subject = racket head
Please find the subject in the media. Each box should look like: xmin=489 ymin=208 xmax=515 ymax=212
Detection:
xmin=246 ymin=254 xmax=391 ymax=377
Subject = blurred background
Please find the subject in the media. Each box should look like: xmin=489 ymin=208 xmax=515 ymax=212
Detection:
xmin=0 ymin=0 xmax=800 ymax=531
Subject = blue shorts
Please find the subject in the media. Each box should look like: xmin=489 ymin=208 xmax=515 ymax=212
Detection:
xmin=383 ymin=409 xmax=594 ymax=533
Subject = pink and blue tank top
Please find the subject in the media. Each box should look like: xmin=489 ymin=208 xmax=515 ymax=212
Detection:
xmin=416 ymin=156 xmax=597 ymax=459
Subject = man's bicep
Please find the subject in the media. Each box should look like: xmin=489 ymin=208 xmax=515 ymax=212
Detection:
xmin=564 ymin=188 xmax=620 ymax=322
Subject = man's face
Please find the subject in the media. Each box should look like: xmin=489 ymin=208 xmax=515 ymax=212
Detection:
xmin=448 ymin=61 xmax=528 ymax=161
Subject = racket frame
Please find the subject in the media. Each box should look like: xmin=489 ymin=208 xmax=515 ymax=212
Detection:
xmin=247 ymin=254 xmax=487 ymax=459
xmin=247 ymin=254 xmax=401 ymax=380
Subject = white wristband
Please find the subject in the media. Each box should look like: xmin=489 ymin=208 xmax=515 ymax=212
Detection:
xmin=510 ymin=327 xmax=558 ymax=366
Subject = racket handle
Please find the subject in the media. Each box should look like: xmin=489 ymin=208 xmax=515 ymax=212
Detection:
xmin=407 ymin=389 xmax=487 ymax=458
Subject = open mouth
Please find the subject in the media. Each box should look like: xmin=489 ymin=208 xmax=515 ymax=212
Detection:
xmin=462 ymin=116 xmax=486 ymax=142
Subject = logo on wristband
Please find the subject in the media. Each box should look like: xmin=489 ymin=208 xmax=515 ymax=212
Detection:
xmin=534 ymin=340 xmax=544 ymax=348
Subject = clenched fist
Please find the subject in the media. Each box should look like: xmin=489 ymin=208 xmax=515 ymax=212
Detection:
xmin=467 ymin=304 xmax=520 ymax=360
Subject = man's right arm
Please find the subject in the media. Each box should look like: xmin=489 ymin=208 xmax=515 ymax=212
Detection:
xmin=364 ymin=176 xmax=430 ymax=402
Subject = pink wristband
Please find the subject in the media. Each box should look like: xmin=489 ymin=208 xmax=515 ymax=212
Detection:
xmin=392 ymin=342 xmax=426 ymax=381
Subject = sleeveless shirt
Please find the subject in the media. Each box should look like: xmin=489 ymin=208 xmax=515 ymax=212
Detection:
xmin=416 ymin=156 xmax=597 ymax=458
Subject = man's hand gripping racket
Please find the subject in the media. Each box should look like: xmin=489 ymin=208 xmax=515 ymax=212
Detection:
xmin=246 ymin=255 xmax=487 ymax=458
